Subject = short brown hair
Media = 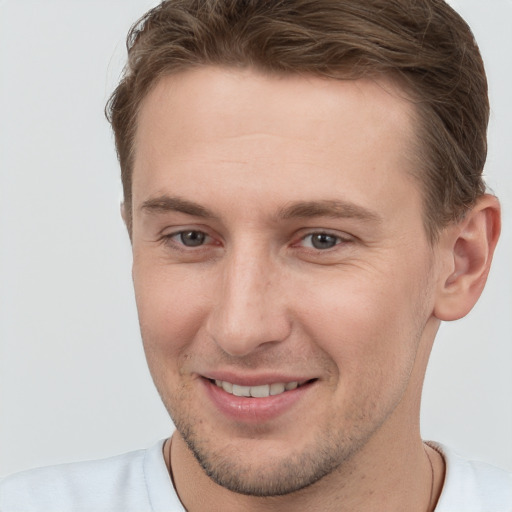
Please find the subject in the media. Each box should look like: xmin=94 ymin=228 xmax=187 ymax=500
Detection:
xmin=106 ymin=0 xmax=489 ymax=241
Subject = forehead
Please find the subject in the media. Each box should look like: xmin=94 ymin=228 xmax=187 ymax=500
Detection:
xmin=132 ymin=67 xmax=421 ymax=223
xmin=135 ymin=67 xmax=415 ymax=150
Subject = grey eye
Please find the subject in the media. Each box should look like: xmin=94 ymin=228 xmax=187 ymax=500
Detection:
xmin=308 ymin=233 xmax=339 ymax=250
xmin=179 ymin=230 xmax=206 ymax=247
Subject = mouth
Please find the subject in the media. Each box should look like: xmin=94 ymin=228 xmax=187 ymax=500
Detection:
xmin=207 ymin=378 xmax=316 ymax=398
xmin=201 ymin=376 xmax=318 ymax=422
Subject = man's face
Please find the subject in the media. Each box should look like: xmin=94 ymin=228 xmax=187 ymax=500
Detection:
xmin=130 ymin=67 xmax=442 ymax=495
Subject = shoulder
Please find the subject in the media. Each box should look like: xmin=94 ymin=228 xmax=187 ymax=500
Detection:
xmin=430 ymin=442 xmax=512 ymax=512
xmin=0 ymin=439 xmax=181 ymax=512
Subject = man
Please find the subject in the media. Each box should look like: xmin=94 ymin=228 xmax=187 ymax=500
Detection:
xmin=1 ymin=0 xmax=510 ymax=510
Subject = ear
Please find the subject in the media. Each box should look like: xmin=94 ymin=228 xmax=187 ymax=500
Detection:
xmin=120 ymin=202 xmax=133 ymax=242
xmin=434 ymin=194 xmax=501 ymax=321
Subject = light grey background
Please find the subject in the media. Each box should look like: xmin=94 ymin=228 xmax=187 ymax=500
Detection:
xmin=0 ymin=0 xmax=511 ymax=477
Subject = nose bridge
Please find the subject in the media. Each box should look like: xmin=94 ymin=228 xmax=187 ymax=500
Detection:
xmin=207 ymin=240 xmax=290 ymax=356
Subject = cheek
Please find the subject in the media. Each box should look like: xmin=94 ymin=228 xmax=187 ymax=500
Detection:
xmin=298 ymin=267 xmax=429 ymax=386
xmin=133 ymin=261 xmax=209 ymax=361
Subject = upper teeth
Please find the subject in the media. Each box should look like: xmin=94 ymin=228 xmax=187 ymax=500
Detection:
xmin=215 ymin=380 xmax=299 ymax=398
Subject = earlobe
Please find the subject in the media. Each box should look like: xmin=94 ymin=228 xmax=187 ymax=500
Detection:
xmin=434 ymin=194 xmax=501 ymax=321
xmin=120 ymin=202 xmax=127 ymax=224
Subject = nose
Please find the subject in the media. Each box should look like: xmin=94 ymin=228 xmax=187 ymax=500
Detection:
xmin=206 ymin=245 xmax=292 ymax=357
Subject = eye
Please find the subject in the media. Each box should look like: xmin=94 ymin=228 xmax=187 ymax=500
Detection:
xmin=301 ymin=232 xmax=342 ymax=250
xmin=171 ymin=230 xmax=210 ymax=247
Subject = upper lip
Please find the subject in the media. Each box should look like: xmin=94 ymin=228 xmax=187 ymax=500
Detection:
xmin=200 ymin=371 xmax=317 ymax=387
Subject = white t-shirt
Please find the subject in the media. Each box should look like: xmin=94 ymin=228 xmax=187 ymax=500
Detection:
xmin=1 ymin=440 xmax=510 ymax=511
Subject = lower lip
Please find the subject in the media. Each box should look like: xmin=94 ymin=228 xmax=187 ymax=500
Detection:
xmin=202 ymin=379 xmax=314 ymax=423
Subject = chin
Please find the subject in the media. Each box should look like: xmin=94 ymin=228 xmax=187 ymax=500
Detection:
xmin=172 ymin=409 xmax=369 ymax=497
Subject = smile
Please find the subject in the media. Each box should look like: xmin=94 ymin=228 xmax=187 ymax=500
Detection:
xmin=204 ymin=377 xmax=317 ymax=422
xmin=212 ymin=379 xmax=308 ymax=398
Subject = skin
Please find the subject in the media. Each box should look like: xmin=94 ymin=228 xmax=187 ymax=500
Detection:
xmin=127 ymin=67 xmax=500 ymax=511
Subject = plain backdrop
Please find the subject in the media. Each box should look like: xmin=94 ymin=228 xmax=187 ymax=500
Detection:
xmin=0 ymin=0 xmax=511 ymax=477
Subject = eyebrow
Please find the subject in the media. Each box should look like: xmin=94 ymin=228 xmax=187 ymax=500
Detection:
xmin=140 ymin=195 xmax=381 ymax=223
xmin=140 ymin=195 xmax=216 ymax=219
xmin=277 ymin=200 xmax=381 ymax=223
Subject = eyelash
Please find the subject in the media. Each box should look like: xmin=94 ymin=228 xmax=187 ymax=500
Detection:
xmin=298 ymin=232 xmax=347 ymax=250
xmin=162 ymin=229 xmax=351 ymax=252
xmin=163 ymin=230 xmax=216 ymax=250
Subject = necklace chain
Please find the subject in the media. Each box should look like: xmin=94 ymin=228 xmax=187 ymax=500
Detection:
xmin=424 ymin=442 xmax=435 ymax=512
